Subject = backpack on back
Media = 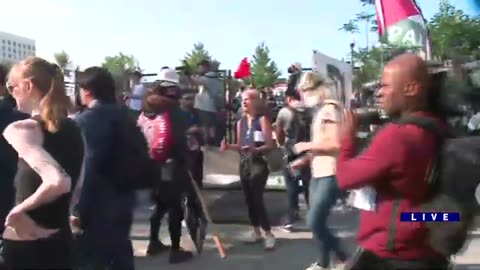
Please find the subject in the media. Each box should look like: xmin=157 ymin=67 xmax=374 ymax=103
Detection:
xmin=112 ymin=110 xmax=160 ymax=191
xmin=396 ymin=116 xmax=480 ymax=256
xmin=292 ymin=107 xmax=312 ymax=143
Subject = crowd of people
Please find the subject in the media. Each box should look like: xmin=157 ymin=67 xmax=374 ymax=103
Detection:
xmin=0 ymin=53 xmax=476 ymax=270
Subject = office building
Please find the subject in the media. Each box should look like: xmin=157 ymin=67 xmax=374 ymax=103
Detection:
xmin=0 ymin=31 xmax=36 ymax=62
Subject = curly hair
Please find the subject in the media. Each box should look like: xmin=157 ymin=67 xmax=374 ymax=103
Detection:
xmin=298 ymin=71 xmax=334 ymax=103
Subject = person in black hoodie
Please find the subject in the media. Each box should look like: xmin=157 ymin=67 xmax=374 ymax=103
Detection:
xmin=0 ymin=64 xmax=29 ymax=237
xmin=138 ymin=69 xmax=192 ymax=264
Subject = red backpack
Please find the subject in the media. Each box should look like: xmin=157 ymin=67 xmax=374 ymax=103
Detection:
xmin=138 ymin=112 xmax=173 ymax=164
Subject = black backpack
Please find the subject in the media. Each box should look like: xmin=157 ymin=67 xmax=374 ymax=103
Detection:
xmin=111 ymin=110 xmax=160 ymax=191
xmin=395 ymin=116 xmax=480 ymax=256
xmin=292 ymin=107 xmax=312 ymax=143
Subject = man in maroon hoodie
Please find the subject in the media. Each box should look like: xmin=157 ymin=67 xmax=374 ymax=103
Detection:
xmin=337 ymin=54 xmax=449 ymax=270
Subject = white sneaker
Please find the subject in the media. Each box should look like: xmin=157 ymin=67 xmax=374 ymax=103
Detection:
xmin=332 ymin=262 xmax=346 ymax=270
xmin=243 ymin=231 xmax=262 ymax=244
xmin=264 ymin=234 xmax=275 ymax=250
xmin=305 ymin=263 xmax=328 ymax=270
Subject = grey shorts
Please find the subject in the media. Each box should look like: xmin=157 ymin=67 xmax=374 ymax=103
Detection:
xmin=197 ymin=110 xmax=217 ymax=127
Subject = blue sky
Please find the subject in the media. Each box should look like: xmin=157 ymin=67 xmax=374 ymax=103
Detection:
xmin=0 ymin=0 xmax=477 ymax=76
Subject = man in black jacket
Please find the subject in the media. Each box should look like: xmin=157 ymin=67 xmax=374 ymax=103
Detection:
xmin=74 ymin=67 xmax=137 ymax=270
xmin=0 ymin=64 xmax=29 ymax=237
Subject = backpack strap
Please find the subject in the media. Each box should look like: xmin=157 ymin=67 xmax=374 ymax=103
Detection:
xmin=321 ymin=100 xmax=343 ymax=124
xmin=385 ymin=116 xmax=446 ymax=252
xmin=394 ymin=115 xmax=447 ymax=190
xmin=394 ymin=116 xmax=448 ymax=138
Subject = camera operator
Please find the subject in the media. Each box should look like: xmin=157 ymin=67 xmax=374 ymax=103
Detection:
xmin=287 ymin=62 xmax=303 ymax=93
xmin=189 ymin=60 xmax=225 ymax=146
xmin=337 ymin=53 xmax=449 ymax=270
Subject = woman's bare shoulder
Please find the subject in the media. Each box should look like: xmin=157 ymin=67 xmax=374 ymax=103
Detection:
xmin=3 ymin=119 xmax=43 ymax=147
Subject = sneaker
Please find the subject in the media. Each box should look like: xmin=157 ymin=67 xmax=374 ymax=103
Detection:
xmin=264 ymin=234 xmax=275 ymax=250
xmin=146 ymin=241 xmax=170 ymax=256
xmin=243 ymin=231 xmax=262 ymax=244
xmin=305 ymin=263 xmax=328 ymax=270
xmin=332 ymin=262 xmax=346 ymax=270
xmin=280 ymin=223 xmax=293 ymax=233
xmin=169 ymin=248 xmax=194 ymax=264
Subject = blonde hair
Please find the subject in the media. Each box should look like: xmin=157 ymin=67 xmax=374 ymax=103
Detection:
xmin=242 ymin=89 xmax=263 ymax=115
xmin=298 ymin=71 xmax=334 ymax=104
xmin=17 ymin=57 xmax=71 ymax=132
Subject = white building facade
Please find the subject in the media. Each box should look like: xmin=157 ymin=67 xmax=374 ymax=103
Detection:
xmin=0 ymin=31 xmax=36 ymax=63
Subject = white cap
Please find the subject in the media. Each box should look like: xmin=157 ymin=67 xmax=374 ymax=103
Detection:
xmin=292 ymin=62 xmax=302 ymax=70
xmin=157 ymin=68 xmax=180 ymax=87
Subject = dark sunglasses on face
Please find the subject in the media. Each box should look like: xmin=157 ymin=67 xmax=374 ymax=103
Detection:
xmin=5 ymin=82 xmax=14 ymax=94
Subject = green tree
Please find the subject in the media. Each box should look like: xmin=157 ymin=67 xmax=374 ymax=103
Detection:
xmin=101 ymin=52 xmax=140 ymax=75
xmin=355 ymin=12 xmax=377 ymax=47
xmin=249 ymin=42 xmax=281 ymax=89
xmin=339 ymin=19 xmax=360 ymax=34
xmin=428 ymin=2 xmax=480 ymax=61
xmin=352 ymin=47 xmax=384 ymax=88
xmin=53 ymin=50 xmax=71 ymax=70
xmin=360 ymin=0 xmax=374 ymax=6
xmin=181 ymin=42 xmax=221 ymax=74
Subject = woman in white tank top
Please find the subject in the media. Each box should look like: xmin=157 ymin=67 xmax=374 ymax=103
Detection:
xmin=292 ymin=72 xmax=348 ymax=270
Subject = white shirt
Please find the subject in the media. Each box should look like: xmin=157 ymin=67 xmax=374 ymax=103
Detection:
xmin=311 ymin=101 xmax=342 ymax=178
xmin=129 ymin=83 xmax=146 ymax=111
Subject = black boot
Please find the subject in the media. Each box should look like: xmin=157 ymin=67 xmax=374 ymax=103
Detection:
xmin=146 ymin=240 xmax=170 ymax=256
xmin=169 ymin=248 xmax=194 ymax=264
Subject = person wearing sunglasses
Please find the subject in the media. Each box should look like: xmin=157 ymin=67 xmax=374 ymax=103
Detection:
xmin=1 ymin=57 xmax=83 ymax=269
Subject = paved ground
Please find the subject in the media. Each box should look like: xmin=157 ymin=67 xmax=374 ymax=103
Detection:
xmin=132 ymin=191 xmax=480 ymax=270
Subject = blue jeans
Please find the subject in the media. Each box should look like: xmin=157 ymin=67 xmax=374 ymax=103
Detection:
xmin=307 ymin=175 xmax=347 ymax=268
xmin=284 ymin=166 xmax=310 ymax=223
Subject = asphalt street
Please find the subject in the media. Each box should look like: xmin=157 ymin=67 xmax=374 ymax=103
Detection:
xmin=132 ymin=190 xmax=480 ymax=270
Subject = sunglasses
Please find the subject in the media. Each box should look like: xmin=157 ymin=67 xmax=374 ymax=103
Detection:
xmin=5 ymin=77 xmax=33 ymax=94
xmin=5 ymin=82 xmax=14 ymax=94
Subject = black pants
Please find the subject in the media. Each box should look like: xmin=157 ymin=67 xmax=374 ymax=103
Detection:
xmin=186 ymin=150 xmax=205 ymax=222
xmin=239 ymin=156 xmax=271 ymax=231
xmin=150 ymin=188 xmax=183 ymax=250
xmin=1 ymin=235 xmax=73 ymax=269
xmin=0 ymin=188 xmax=14 ymax=236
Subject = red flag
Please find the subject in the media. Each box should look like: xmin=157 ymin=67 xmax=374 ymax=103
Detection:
xmin=234 ymin=57 xmax=251 ymax=79
xmin=375 ymin=0 xmax=431 ymax=59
